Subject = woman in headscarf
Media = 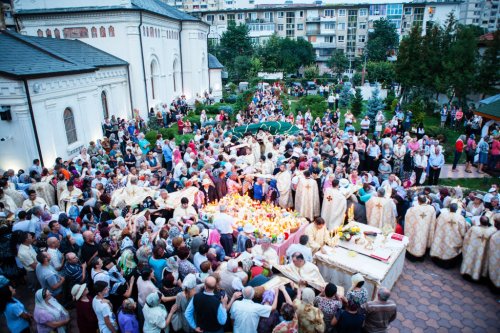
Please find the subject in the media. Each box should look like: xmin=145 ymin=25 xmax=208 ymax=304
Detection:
xmin=172 ymin=273 xmax=198 ymax=332
xmin=207 ymin=228 xmax=229 ymax=261
xmin=173 ymin=149 xmax=182 ymax=165
xmin=142 ymin=292 xmax=177 ymax=333
xmin=294 ymin=287 xmax=325 ymax=333
xmin=266 ymin=179 xmax=279 ymax=205
xmin=33 ymin=288 xmax=70 ymax=333
xmin=257 ymin=289 xmax=281 ymax=333
xmin=346 ymin=273 xmax=368 ymax=308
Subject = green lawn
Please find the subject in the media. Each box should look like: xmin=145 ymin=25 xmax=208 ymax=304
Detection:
xmin=439 ymin=178 xmax=498 ymax=192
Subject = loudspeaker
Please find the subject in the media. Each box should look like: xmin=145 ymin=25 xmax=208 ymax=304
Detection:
xmin=0 ymin=106 xmax=12 ymax=121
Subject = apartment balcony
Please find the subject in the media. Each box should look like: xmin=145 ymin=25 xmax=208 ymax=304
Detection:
xmin=306 ymin=17 xmax=321 ymax=22
xmin=248 ymin=23 xmax=276 ymax=37
xmin=320 ymin=16 xmax=336 ymax=22
xmin=319 ymin=29 xmax=336 ymax=35
xmin=316 ymin=55 xmax=332 ymax=62
xmin=313 ymin=42 xmax=336 ymax=49
xmin=306 ymin=29 xmax=320 ymax=35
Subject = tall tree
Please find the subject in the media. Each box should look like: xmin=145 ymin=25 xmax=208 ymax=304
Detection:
xmin=258 ymin=35 xmax=315 ymax=73
xmin=339 ymin=85 xmax=353 ymax=108
xmin=365 ymin=87 xmax=385 ymax=122
xmin=366 ymin=18 xmax=399 ymax=62
xmin=395 ymin=26 xmax=423 ymax=98
xmin=327 ymin=50 xmax=349 ymax=79
xmin=351 ymin=88 xmax=364 ymax=116
xmin=476 ymin=30 xmax=500 ymax=97
xmin=366 ymin=61 xmax=395 ymax=86
xmin=443 ymin=24 xmax=479 ymax=104
xmin=217 ymin=22 xmax=254 ymax=77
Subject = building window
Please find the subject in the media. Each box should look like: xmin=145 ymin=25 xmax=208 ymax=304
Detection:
xmin=338 ymin=22 xmax=345 ymax=30
xmin=369 ymin=5 xmax=386 ymax=16
xmin=46 ymin=29 xmax=52 ymax=38
xmin=387 ymin=4 xmax=403 ymax=16
xmin=324 ymin=36 xmax=334 ymax=43
xmin=54 ymin=29 xmax=60 ymax=38
xmin=278 ymin=24 xmax=284 ymax=31
xmin=227 ymin=13 xmax=235 ymax=23
xmin=100 ymin=26 xmax=106 ymax=37
xmin=299 ymin=11 xmax=304 ymax=18
xmin=359 ymin=22 xmax=367 ymax=29
xmin=108 ymin=26 xmax=115 ymax=37
xmin=297 ymin=23 xmax=304 ymax=30
xmin=324 ymin=23 xmax=335 ymax=30
xmin=219 ymin=14 xmax=225 ymax=21
xmin=91 ymin=27 xmax=97 ymax=38
xmin=237 ymin=13 xmax=244 ymax=20
xmin=150 ymin=27 xmax=154 ymax=37
xmin=324 ymin=9 xmax=335 ymax=17
xmin=63 ymin=108 xmax=77 ymax=145
xmin=338 ymin=35 xmax=345 ymax=42
xmin=206 ymin=14 xmax=214 ymax=22
xmin=358 ymin=35 xmax=365 ymax=42
xmin=278 ymin=12 xmax=284 ymax=18
xmin=404 ymin=7 xmax=412 ymax=15
xmin=37 ymin=29 xmax=43 ymax=37
xmin=359 ymin=8 xmax=367 ymax=16
xmin=101 ymin=91 xmax=109 ymax=119
xmin=339 ymin=9 xmax=346 ymax=17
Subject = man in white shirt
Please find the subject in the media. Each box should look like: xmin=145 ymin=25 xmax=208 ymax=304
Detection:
xmin=286 ymin=234 xmax=313 ymax=262
xmin=193 ymin=244 xmax=209 ymax=272
xmin=414 ymin=150 xmax=428 ymax=186
xmin=17 ymin=231 xmax=38 ymax=291
xmin=91 ymin=171 xmax=108 ymax=188
xmin=214 ymin=205 xmax=236 ymax=256
xmin=230 ymin=286 xmax=278 ymax=333
xmin=428 ymin=147 xmax=445 ymax=185
xmin=47 ymin=237 xmax=64 ymax=271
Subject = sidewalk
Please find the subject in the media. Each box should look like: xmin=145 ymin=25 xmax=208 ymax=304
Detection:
xmin=439 ymin=164 xmax=492 ymax=179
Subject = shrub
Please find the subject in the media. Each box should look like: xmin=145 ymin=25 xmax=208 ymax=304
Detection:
xmin=296 ymin=95 xmax=328 ymax=119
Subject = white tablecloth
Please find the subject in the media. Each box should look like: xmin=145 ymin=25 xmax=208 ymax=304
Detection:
xmin=314 ymin=223 xmax=407 ymax=300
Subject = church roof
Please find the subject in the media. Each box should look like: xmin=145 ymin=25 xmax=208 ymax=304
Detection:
xmin=0 ymin=30 xmax=127 ymax=79
xmin=16 ymin=0 xmax=199 ymax=22
xmin=208 ymin=54 xmax=224 ymax=69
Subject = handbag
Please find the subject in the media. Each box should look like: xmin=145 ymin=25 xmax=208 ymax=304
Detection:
xmin=171 ymin=311 xmax=183 ymax=331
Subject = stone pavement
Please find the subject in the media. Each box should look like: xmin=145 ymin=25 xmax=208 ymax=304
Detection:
xmin=440 ymin=164 xmax=492 ymax=179
xmin=2 ymin=256 xmax=499 ymax=333
xmin=388 ymin=257 xmax=499 ymax=333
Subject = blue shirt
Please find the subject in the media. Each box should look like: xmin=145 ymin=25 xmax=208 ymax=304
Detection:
xmin=185 ymin=292 xmax=227 ymax=329
xmin=148 ymin=257 xmax=167 ymax=284
xmin=162 ymin=144 xmax=172 ymax=162
xmin=254 ymin=184 xmax=265 ymax=200
xmin=4 ymin=298 xmax=29 ymax=333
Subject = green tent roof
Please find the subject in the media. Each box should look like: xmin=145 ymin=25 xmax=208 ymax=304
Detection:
xmin=476 ymin=94 xmax=500 ymax=120
xmin=226 ymin=121 xmax=300 ymax=138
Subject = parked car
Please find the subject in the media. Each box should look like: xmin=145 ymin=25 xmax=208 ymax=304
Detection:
xmin=306 ymin=81 xmax=317 ymax=90
xmin=290 ymin=81 xmax=303 ymax=88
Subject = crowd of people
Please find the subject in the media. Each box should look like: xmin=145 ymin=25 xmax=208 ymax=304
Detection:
xmin=0 ymin=82 xmax=498 ymax=333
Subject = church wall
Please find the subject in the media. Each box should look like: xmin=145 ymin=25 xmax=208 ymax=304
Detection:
xmin=12 ymin=0 xmax=133 ymax=11
xmin=180 ymin=21 xmax=210 ymax=102
xmin=0 ymin=77 xmax=36 ymax=172
xmin=209 ymin=68 xmax=223 ymax=102
xmin=0 ymin=67 xmax=129 ymax=170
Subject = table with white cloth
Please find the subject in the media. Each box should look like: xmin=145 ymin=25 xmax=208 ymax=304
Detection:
xmin=314 ymin=222 xmax=408 ymax=300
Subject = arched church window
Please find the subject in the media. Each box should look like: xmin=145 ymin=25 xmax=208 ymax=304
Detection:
xmin=45 ymin=29 xmax=52 ymax=38
xmin=37 ymin=29 xmax=43 ymax=37
xmin=91 ymin=27 xmax=97 ymax=38
xmin=54 ymin=29 xmax=61 ymax=39
xmin=101 ymin=91 xmax=109 ymax=119
xmin=109 ymin=26 xmax=115 ymax=37
xmin=100 ymin=26 xmax=106 ymax=37
xmin=63 ymin=108 xmax=77 ymax=145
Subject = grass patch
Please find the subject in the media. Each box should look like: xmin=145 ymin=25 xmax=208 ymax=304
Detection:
xmin=438 ymin=178 xmax=498 ymax=192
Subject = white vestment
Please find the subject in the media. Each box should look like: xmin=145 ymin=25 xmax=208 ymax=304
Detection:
xmin=460 ymin=225 xmax=497 ymax=280
xmin=404 ymin=204 xmax=436 ymax=257
xmin=321 ymin=187 xmax=347 ymax=231
xmin=295 ymin=177 xmax=320 ymax=221
xmin=365 ymin=196 xmax=396 ymax=229
xmin=276 ymin=170 xmax=293 ymax=208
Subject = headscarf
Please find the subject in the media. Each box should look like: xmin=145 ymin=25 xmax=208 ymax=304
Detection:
xmin=182 ymin=273 xmax=197 ymax=290
xmin=35 ymin=289 xmax=68 ymax=333
xmin=351 ymin=273 xmax=365 ymax=289
xmin=145 ymin=292 xmax=162 ymax=308
xmin=120 ymin=236 xmax=134 ymax=251
xmin=262 ymin=290 xmax=275 ymax=305
xmin=301 ymin=287 xmax=316 ymax=305
xmin=207 ymin=229 xmax=221 ymax=246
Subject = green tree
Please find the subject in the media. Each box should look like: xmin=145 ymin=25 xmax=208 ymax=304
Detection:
xmin=231 ymin=55 xmax=253 ymax=81
xmin=258 ymin=35 xmax=315 ymax=73
xmin=339 ymin=85 xmax=353 ymax=108
xmin=258 ymin=34 xmax=282 ymax=71
xmin=351 ymin=88 xmax=364 ymax=116
xmin=366 ymin=61 xmax=395 ymax=86
xmin=249 ymin=56 xmax=263 ymax=78
xmin=327 ymin=50 xmax=349 ymax=79
xmin=216 ymin=22 xmax=254 ymax=79
xmin=384 ymin=88 xmax=396 ymax=111
xmin=476 ymin=30 xmax=500 ymax=97
xmin=352 ymin=72 xmax=362 ymax=87
xmin=365 ymin=87 xmax=385 ymax=122
xmin=443 ymin=24 xmax=479 ymax=104
xmin=303 ymin=65 xmax=319 ymax=80
xmin=366 ymin=18 xmax=399 ymax=62
xmin=395 ymin=26 xmax=423 ymax=98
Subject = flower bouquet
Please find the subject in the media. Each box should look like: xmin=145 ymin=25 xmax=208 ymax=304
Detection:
xmin=337 ymin=225 xmax=361 ymax=242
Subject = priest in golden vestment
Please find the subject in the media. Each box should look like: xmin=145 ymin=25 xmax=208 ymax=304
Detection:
xmin=23 ymin=189 xmax=48 ymax=211
xmin=321 ymin=179 xmax=347 ymax=231
xmin=58 ymin=181 xmax=83 ymax=213
xmin=487 ymin=216 xmax=500 ymax=288
xmin=275 ymin=164 xmax=293 ymax=209
xmin=275 ymin=252 xmax=326 ymax=290
xmin=304 ymin=217 xmax=334 ymax=253
xmin=365 ymin=188 xmax=396 ymax=229
xmin=294 ymin=171 xmax=320 ymax=221
xmin=404 ymin=195 xmax=437 ymax=259
xmin=460 ymin=216 xmax=497 ymax=280
xmin=430 ymin=203 xmax=469 ymax=268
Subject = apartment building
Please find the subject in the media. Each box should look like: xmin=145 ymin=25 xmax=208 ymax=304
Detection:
xmin=458 ymin=0 xmax=499 ymax=32
xmin=186 ymin=1 xmax=461 ymax=73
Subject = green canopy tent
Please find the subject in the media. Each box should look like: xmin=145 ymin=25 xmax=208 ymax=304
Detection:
xmin=225 ymin=121 xmax=300 ymax=138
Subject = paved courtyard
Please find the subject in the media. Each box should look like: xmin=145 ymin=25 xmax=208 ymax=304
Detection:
xmin=2 ymin=256 xmax=499 ymax=333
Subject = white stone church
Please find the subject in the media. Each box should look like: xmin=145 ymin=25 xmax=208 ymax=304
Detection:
xmin=0 ymin=0 xmax=223 ymax=171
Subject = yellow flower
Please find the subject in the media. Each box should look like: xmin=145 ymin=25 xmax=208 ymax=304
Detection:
xmin=338 ymin=232 xmax=343 ymax=237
